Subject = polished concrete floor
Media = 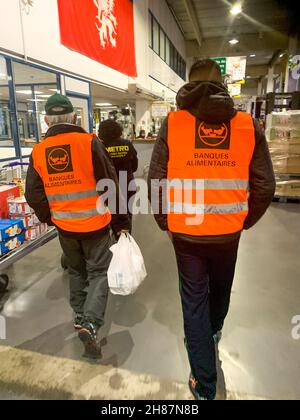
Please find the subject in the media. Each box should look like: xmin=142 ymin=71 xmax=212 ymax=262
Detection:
xmin=0 ymin=202 xmax=300 ymax=400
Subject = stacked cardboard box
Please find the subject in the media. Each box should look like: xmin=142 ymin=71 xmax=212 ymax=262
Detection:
xmin=275 ymin=180 xmax=300 ymax=197
xmin=7 ymin=197 xmax=48 ymax=242
xmin=0 ymin=219 xmax=25 ymax=257
xmin=267 ymin=111 xmax=300 ymax=197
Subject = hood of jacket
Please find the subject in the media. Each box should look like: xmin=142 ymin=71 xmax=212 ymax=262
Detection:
xmin=176 ymin=81 xmax=237 ymax=124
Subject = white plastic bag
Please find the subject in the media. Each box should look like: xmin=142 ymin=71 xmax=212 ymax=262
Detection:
xmin=108 ymin=233 xmax=147 ymax=296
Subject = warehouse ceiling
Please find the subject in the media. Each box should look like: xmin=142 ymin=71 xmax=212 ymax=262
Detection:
xmin=166 ymin=0 xmax=291 ymax=69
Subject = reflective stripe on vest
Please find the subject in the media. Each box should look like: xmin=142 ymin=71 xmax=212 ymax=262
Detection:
xmin=51 ymin=208 xmax=100 ymax=220
xmin=167 ymin=111 xmax=255 ymax=236
xmin=168 ymin=201 xmax=249 ymax=215
xmin=32 ymin=132 xmax=111 ymax=233
xmin=168 ymin=179 xmax=249 ymax=191
xmin=47 ymin=189 xmax=98 ymax=202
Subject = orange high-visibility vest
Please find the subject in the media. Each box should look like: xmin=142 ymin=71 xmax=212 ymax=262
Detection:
xmin=32 ymin=132 xmax=111 ymax=233
xmin=167 ymin=111 xmax=255 ymax=236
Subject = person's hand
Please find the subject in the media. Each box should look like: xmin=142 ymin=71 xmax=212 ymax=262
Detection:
xmin=167 ymin=231 xmax=173 ymax=241
xmin=118 ymin=230 xmax=130 ymax=236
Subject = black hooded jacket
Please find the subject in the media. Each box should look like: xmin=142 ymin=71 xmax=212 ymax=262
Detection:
xmin=148 ymin=81 xmax=276 ymax=243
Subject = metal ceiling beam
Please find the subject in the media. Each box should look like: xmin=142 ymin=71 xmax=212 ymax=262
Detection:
xmin=182 ymin=0 xmax=203 ymax=48
xmin=269 ymin=50 xmax=284 ymax=68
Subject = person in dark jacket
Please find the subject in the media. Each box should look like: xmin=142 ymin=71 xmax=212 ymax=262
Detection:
xmin=148 ymin=59 xmax=276 ymax=400
xmin=25 ymin=94 xmax=130 ymax=359
xmin=99 ymin=119 xmax=138 ymax=233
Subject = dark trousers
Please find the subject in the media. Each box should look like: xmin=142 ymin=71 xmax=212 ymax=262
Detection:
xmin=59 ymin=231 xmax=113 ymax=329
xmin=173 ymin=236 xmax=240 ymax=400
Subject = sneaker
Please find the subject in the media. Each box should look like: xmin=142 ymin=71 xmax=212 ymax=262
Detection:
xmin=78 ymin=322 xmax=102 ymax=359
xmin=189 ymin=373 xmax=208 ymax=401
xmin=213 ymin=330 xmax=222 ymax=345
xmin=74 ymin=313 xmax=84 ymax=330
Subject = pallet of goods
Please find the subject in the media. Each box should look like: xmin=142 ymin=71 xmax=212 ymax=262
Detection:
xmin=266 ymin=111 xmax=300 ymax=201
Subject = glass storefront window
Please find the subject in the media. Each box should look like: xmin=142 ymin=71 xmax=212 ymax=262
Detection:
xmin=148 ymin=12 xmax=153 ymax=48
xmin=149 ymin=11 xmax=186 ymax=81
xmin=12 ymin=61 xmax=58 ymax=150
xmin=166 ymin=38 xmax=171 ymax=66
xmin=153 ymin=18 xmax=159 ymax=55
xmin=0 ymin=55 xmax=92 ymax=162
xmin=0 ymin=57 xmax=17 ymax=159
xmin=160 ymin=30 xmax=166 ymax=61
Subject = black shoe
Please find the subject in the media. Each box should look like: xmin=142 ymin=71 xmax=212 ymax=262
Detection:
xmin=213 ymin=330 xmax=222 ymax=345
xmin=189 ymin=373 xmax=208 ymax=401
xmin=74 ymin=313 xmax=84 ymax=330
xmin=78 ymin=322 xmax=102 ymax=359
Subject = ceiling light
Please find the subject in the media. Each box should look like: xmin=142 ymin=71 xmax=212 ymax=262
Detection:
xmin=27 ymin=98 xmax=44 ymax=102
xmin=280 ymin=53 xmax=284 ymax=58
xmin=229 ymin=38 xmax=239 ymax=45
xmin=250 ymin=54 xmax=256 ymax=58
xmin=96 ymin=103 xmax=113 ymax=107
xmin=230 ymin=4 xmax=243 ymax=15
xmin=49 ymin=89 xmax=59 ymax=92
xmin=17 ymin=90 xmax=43 ymax=95
xmin=37 ymin=94 xmax=51 ymax=98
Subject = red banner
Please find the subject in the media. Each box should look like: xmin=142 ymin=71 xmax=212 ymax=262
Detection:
xmin=57 ymin=0 xmax=137 ymax=77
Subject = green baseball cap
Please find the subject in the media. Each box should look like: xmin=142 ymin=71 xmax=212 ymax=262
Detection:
xmin=45 ymin=93 xmax=74 ymax=116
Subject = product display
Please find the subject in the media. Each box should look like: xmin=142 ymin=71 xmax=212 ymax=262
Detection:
xmin=10 ymin=214 xmax=35 ymax=229
xmin=7 ymin=196 xmax=34 ymax=216
xmin=0 ymin=219 xmax=24 ymax=241
xmin=0 ymin=185 xmax=21 ymax=218
xmin=0 ymin=233 xmax=25 ymax=257
xmin=25 ymin=223 xmax=48 ymax=241
xmin=0 ymin=219 xmax=25 ymax=257
xmin=8 ymin=196 xmax=49 ymax=242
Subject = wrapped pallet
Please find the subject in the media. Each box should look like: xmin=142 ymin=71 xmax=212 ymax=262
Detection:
xmin=267 ymin=110 xmax=300 ymax=198
xmin=272 ymin=156 xmax=300 ymax=175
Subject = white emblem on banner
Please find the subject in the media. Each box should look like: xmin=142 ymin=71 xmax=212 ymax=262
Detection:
xmin=93 ymin=0 xmax=118 ymax=48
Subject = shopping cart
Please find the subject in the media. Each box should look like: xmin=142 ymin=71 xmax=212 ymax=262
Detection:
xmin=0 ymin=161 xmax=58 ymax=293
xmin=0 ymin=228 xmax=58 ymax=293
xmin=0 ymin=161 xmax=29 ymax=184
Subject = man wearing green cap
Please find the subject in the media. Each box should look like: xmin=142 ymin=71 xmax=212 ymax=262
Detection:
xmin=25 ymin=94 xmax=130 ymax=359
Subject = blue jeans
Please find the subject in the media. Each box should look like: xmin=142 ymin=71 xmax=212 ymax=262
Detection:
xmin=173 ymin=236 xmax=240 ymax=400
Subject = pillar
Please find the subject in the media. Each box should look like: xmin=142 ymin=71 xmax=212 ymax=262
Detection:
xmin=257 ymin=79 xmax=263 ymax=96
xmin=267 ymin=66 xmax=274 ymax=93
xmin=135 ymin=99 xmax=151 ymax=136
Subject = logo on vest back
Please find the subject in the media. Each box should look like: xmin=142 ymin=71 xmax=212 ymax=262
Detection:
xmin=46 ymin=145 xmax=73 ymax=174
xmin=196 ymin=121 xmax=231 ymax=150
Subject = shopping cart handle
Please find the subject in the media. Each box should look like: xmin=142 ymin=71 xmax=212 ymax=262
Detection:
xmin=3 ymin=162 xmax=30 ymax=168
